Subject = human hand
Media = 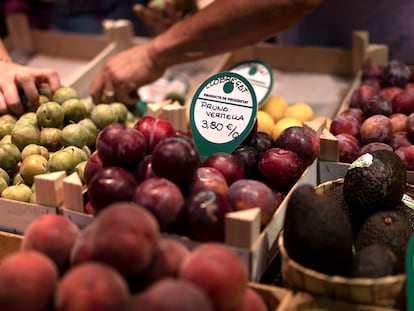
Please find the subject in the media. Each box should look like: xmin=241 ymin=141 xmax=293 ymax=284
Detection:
xmin=0 ymin=60 xmax=61 ymax=115
xmin=133 ymin=0 xmax=197 ymax=36
xmin=89 ymin=43 xmax=166 ymax=108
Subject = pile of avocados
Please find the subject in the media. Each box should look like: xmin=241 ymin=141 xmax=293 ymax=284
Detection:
xmin=283 ymin=149 xmax=413 ymax=279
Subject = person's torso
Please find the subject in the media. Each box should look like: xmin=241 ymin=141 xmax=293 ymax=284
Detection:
xmin=278 ymin=0 xmax=414 ymax=64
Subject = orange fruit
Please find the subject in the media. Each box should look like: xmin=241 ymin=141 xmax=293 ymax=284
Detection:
xmin=256 ymin=110 xmax=275 ymax=135
xmin=284 ymin=102 xmax=314 ymax=123
xmin=260 ymin=95 xmax=288 ymax=123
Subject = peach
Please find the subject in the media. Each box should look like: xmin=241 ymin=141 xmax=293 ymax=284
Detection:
xmin=69 ymin=224 xmax=95 ymax=266
xmin=233 ymin=287 xmax=267 ymax=311
xmin=132 ymin=238 xmax=191 ymax=290
xmin=179 ymin=243 xmax=248 ymax=311
xmin=0 ymin=250 xmax=59 ymax=311
xmin=21 ymin=214 xmax=80 ymax=273
xmin=55 ymin=262 xmax=130 ymax=311
xmin=126 ymin=278 xmax=215 ymax=311
xmin=78 ymin=201 xmax=160 ymax=277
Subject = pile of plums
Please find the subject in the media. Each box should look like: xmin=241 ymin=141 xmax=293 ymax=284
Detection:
xmin=84 ymin=114 xmax=320 ymax=242
xmin=330 ymin=59 xmax=414 ymax=169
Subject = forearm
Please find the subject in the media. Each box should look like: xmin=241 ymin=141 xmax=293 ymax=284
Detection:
xmin=149 ymin=0 xmax=325 ymax=68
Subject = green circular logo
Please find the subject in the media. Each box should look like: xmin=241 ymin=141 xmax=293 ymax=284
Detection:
xmin=248 ymin=66 xmax=258 ymax=75
xmin=223 ymin=81 xmax=234 ymax=94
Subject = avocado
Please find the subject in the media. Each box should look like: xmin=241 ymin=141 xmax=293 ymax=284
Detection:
xmin=283 ymin=184 xmax=354 ymax=276
xmin=324 ymin=182 xmax=350 ymax=218
xmin=343 ymin=150 xmax=406 ymax=234
xmin=355 ymin=211 xmax=412 ymax=273
xmin=350 ymin=244 xmax=397 ymax=278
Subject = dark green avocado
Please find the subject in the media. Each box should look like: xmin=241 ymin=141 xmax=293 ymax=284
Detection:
xmin=355 ymin=211 xmax=412 ymax=274
xmin=350 ymin=244 xmax=397 ymax=278
xmin=283 ymin=184 xmax=354 ymax=276
xmin=325 ymin=182 xmax=350 ymax=218
xmin=343 ymin=149 xmax=406 ymax=234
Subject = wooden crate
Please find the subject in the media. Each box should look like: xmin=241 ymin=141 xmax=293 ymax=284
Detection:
xmin=59 ymin=122 xmax=323 ymax=283
xmin=0 ymin=171 xmax=66 ymax=235
xmin=60 ymin=153 xmax=319 ymax=282
xmin=57 ymin=32 xmax=383 ymax=282
xmin=315 ymin=39 xmax=414 ymax=184
xmin=4 ymin=13 xmax=143 ymax=98
xmin=213 ymin=31 xmax=387 ymax=118
xmin=2 ymin=27 xmax=387 ymax=281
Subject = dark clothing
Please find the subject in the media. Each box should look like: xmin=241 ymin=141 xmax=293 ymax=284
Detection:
xmin=278 ymin=0 xmax=414 ymax=64
xmin=1 ymin=0 xmax=150 ymax=37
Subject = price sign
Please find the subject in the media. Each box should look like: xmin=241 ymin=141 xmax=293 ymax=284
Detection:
xmin=190 ymin=72 xmax=257 ymax=161
xmin=228 ymin=60 xmax=273 ymax=107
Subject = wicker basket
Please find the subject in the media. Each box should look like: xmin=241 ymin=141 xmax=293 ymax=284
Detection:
xmin=278 ymin=178 xmax=407 ymax=308
xmin=0 ymin=231 xmax=22 ymax=261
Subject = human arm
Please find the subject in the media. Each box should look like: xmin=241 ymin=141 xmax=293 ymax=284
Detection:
xmin=0 ymin=40 xmax=61 ymax=115
xmin=90 ymin=0 xmax=325 ymax=107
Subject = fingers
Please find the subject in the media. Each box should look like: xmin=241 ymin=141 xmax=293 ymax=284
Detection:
xmin=89 ymin=70 xmax=106 ymax=105
xmin=0 ymin=93 xmax=10 ymax=115
xmin=1 ymin=72 xmax=25 ymax=115
xmin=165 ymin=0 xmax=183 ymax=19
xmin=38 ymin=69 xmax=61 ymax=93
xmin=15 ymin=70 xmax=40 ymax=104
xmin=116 ymin=89 xmax=139 ymax=109
xmin=0 ymin=65 xmax=61 ymax=116
xmin=132 ymin=4 xmax=146 ymax=19
xmin=101 ymin=71 xmax=116 ymax=103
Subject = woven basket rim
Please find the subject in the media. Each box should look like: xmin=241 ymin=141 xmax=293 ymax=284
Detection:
xmin=316 ymin=178 xmax=414 ymax=195
xmin=278 ymin=233 xmax=406 ymax=286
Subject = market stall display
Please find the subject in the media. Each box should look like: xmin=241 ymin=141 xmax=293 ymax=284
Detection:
xmin=0 ymin=14 xmax=409 ymax=310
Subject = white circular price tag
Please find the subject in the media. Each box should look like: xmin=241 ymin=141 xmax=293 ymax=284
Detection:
xmin=228 ymin=60 xmax=273 ymax=107
xmin=190 ymin=72 xmax=257 ymax=161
